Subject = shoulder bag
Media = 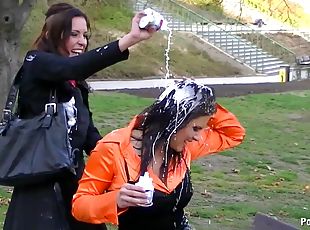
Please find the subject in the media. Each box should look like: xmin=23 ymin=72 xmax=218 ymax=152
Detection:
xmin=0 ymin=68 xmax=76 ymax=186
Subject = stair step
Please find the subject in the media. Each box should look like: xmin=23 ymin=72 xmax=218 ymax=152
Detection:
xmin=259 ymin=65 xmax=283 ymax=72
xmin=255 ymin=60 xmax=285 ymax=66
xmin=243 ymin=57 xmax=280 ymax=63
xmin=199 ymin=32 xmax=235 ymax=37
xmin=226 ymin=45 xmax=261 ymax=50
xmin=225 ymin=47 xmax=264 ymax=53
xmin=206 ymin=35 xmax=245 ymax=43
xmin=264 ymin=67 xmax=282 ymax=76
xmin=219 ymin=39 xmax=256 ymax=45
xmin=228 ymin=47 xmax=264 ymax=54
xmin=242 ymin=53 xmax=272 ymax=58
xmin=236 ymin=51 xmax=270 ymax=57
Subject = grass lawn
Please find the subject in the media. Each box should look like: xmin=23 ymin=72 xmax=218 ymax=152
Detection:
xmin=0 ymin=90 xmax=309 ymax=229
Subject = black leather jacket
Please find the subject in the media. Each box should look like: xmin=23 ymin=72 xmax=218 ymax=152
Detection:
xmin=18 ymin=40 xmax=129 ymax=155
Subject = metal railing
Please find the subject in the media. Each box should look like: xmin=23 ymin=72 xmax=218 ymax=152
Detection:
xmin=134 ymin=0 xmax=296 ymax=73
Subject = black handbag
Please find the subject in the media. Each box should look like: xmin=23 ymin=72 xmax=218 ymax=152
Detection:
xmin=0 ymin=68 xmax=76 ymax=186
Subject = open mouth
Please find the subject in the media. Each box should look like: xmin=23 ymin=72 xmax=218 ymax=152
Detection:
xmin=71 ymin=49 xmax=83 ymax=56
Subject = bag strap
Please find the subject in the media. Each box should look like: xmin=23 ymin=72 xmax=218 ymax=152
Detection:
xmin=42 ymin=89 xmax=58 ymax=128
xmin=1 ymin=66 xmax=57 ymax=124
xmin=2 ymin=67 xmax=23 ymax=122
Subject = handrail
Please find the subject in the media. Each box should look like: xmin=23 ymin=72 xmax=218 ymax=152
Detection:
xmin=167 ymin=0 xmax=296 ymax=58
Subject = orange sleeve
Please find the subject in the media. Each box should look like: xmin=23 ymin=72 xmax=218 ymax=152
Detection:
xmin=72 ymin=142 xmax=121 ymax=225
xmin=187 ymin=103 xmax=246 ymax=160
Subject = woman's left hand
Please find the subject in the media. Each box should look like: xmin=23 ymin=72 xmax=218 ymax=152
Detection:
xmin=116 ymin=183 xmax=149 ymax=209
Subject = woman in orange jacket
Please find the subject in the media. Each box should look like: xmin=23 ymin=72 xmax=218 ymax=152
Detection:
xmin=72 ymin=80 xmax=246 ymax=230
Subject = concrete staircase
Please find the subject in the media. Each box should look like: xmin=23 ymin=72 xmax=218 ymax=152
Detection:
xmin=134 ymin=0 xmax=294 ymax=76
xmin=196 ymin=30 xmax=287 ymax=75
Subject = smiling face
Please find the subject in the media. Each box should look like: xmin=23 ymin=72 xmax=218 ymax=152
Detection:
xmin=59 ymin=16 xmax=89 ymax=57
xmin=169 ymin=115 xmax=211 ymax=152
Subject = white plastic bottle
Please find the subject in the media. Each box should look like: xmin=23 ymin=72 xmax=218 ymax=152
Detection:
xmin=135 ymin=172 xmax=154 ymax=206
xmin=139 ymin=8 xmax=169 ymax=31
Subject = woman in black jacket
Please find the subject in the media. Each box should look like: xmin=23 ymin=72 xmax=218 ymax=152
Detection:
xmin=4 ymin=3 xmax=156 ymax=230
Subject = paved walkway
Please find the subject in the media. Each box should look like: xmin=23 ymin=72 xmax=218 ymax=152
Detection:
xmin=88 ymin=75 xmax=280 ymax=90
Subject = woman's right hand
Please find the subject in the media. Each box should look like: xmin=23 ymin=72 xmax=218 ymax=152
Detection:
xmin=116 ymin=183 xmax=148 ymax=209
xmin=118 ymin=11 xmax=156 ymax=52
xmin=129 ymin=11 xmax=157 ymax=42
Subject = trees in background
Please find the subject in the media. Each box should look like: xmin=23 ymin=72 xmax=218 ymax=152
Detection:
xmin=240 ymin=0 xmax=309 ymax=27
xmin=0 ymin=0 xmax=36 ymax=110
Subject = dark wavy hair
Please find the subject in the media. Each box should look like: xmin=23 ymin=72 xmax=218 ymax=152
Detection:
xmin=45 ymin=3 xmax=74 ymax=19
xmin=33 ymin=5 xmax=91 ymax=56
xmin=135 ymin=80 xmax=217 ymax=181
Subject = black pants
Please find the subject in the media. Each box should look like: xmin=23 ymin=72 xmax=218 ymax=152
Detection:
xmin=4 ymin=182 xmax=106 ymax=230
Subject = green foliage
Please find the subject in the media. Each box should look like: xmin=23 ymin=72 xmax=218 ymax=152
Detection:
xmin=179 ymin=0 xmax=223 ymax=12
xmin=82 ymin=3 xmax=133 ymax=31
xmin=89 ymin=92 xmax=152 ymax=134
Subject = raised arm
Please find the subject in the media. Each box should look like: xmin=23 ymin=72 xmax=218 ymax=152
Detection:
xmin=187 ymin=103 xmax=246 ymax=160
xmin=24 ymin=40 xmax=129 ymax=82
xmin=24 ymin=11 xmax=155 ymax=83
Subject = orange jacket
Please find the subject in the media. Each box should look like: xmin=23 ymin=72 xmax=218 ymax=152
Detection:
xmin=72 ymin=103 xmax=245 ymax=225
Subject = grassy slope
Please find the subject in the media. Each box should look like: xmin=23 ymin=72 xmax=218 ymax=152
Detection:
xmin=177 ymin=0 xmax=238 ymax=23
xmin=19 ymin=0 xmax=243 ymax=79
xmin=0 ymin=91 xmax=309 ymax=229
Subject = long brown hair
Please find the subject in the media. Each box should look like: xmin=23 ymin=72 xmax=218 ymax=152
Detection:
xmin=33 ymin=7 xmax=91 ymax=56
xmin=135 ymin=80 xmax=217 ymax=181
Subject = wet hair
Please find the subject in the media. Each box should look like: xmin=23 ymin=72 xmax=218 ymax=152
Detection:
xmin=135 ymin=80 xmax=216 ymax=180
xmin=33 ymin=5 xmax=91 ymax=55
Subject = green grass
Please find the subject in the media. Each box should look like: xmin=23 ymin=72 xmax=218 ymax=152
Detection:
xmin=86 ymin=90 xmax=309 ymax=230
xmin=1 ymin=90 xmax=309 ymax=229
xmin=0 ymin=187 xmax=11 ymax=228
xmin=188 ymin=90 xmax=310 ymax=230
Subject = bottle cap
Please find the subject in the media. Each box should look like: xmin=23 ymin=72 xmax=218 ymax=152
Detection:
xmin=139 ymin=15 xmax=152 ymax=28
xmin=139 ymin=8 xmax=169 ymax=31
xmin=136 ymin=172 xmax=154 ymax=191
